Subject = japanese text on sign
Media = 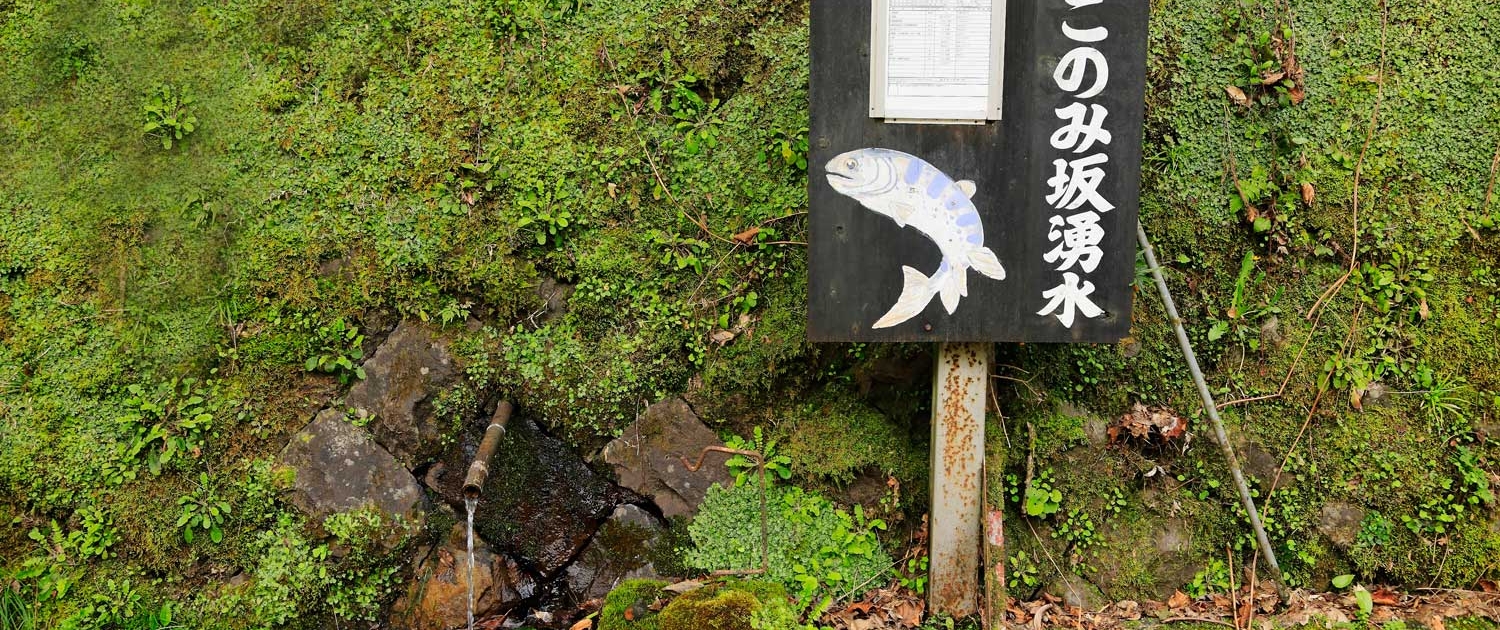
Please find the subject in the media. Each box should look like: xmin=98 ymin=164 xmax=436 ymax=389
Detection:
xmin=1038 ymin=0 xmax=1113 ymax=328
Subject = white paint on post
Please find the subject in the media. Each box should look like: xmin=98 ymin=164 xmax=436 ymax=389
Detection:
xmin=929 ymin=342 xmax=988 ymax=616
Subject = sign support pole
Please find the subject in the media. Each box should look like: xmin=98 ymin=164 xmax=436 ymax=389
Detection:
xmin=928 ymin=342 xmax=988 ymax=617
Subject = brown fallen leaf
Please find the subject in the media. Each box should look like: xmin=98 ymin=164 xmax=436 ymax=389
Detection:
xmin=1371 ymin=588 xmax=1400 ymax=606
xmin=893 ymin=599 xmax=924 ymax=628
xmin=569 ymin=618 xmax=594 ymax=630
xmin=1226 ymin=85 xmax=1251 ymax=107
xmin=1301 ymin=182 xmax=1316 ymax=205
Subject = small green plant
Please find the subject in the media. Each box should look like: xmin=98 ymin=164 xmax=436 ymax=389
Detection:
xmin=514 ymin=177 xmax=583 ymax=246
xmin=1353 ymin=585 xmax=1374 ymax=623
xmin=22 ymin=508 xmax=120 ymax=565
xmin=685 ymin=483 xmax=891 ymax=608
xmin=650 ymin=230 xmax=709 ymax=274
xmin=759 ymin=127 xmax=809 ymax=176
xmin=73 ymin=505 xmax=120 ymax=560
xmin=1185 ymin=559 xmax=1232 ymax=598
xmin=304 ymin=318 xmax=365 ymax=384
xmin=246 ymin=515 xmax=331 ymax=626
xmin=1005 ymin=550 xmax=1041 ymax=591
xmin=1053 ymin=508 xmax=1097 ymax=568
xmin=177 ymin=472 xmax=232 ymax=544
xmin=898 ymin=554 xmax=929 ymax=595
xmin=141 ymin=85 xmax=198 ymax=150
xmin=1454 ymin=446 xmax=1495 ymax=506
xmin=1023 ymin=468 xmax=1062 ymax=518
xmin=70 ymin=580 xmax=173 ymax=629
xmin=323 ymin=508 xmax=406 ymax=621
xmin=116 ymin=378 xmax=217 ymax=477
xmin=723 ymin=427 xmax=792 ymax=487
xmin=1355 ymin=512 xmax=1392 ymax=548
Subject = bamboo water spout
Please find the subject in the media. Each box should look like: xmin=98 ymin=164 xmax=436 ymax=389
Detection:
xmin=463 ymin=400 xmax=513 ymax=499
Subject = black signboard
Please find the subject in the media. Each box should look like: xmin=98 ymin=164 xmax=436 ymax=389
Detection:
xmin=809 ymin=0 xmax=1148 ymax=342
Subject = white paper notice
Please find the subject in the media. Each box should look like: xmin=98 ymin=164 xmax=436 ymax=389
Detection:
xmin=883 ymin=0 xmax=994 ymax=120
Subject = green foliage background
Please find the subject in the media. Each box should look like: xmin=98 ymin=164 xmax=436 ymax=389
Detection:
xmin=0 ymin=0 xmax=1498 ymax=626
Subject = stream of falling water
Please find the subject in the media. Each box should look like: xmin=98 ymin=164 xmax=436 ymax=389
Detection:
xmin=465 ymin=496 xmax=478 ymax=630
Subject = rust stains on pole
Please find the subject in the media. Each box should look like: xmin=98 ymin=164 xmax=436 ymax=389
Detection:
xmin=929 ymin=342 xmax=988 ymax=616
xmin=463 ymin=400 xmax=514 ymax=499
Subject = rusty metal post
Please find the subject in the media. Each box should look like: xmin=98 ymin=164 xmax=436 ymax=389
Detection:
xmin=929 ymin=342 xmax=988 ymax=616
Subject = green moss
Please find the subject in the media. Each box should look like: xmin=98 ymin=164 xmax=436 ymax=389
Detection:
xmin=600 ymin=579 xmax=667 ymax=630
xmin=657 ymin=581 xmax=794 ymax=630
xmin=776 ymin=386 xmax=912 ymax=486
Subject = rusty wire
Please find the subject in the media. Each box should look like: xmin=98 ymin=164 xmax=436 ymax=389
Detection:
xmin=683 ymin=446 xmax=769 ymax=577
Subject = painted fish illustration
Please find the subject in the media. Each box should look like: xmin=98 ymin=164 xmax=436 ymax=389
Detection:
xmin=824 ymin=148 xmax=1006 ymax=329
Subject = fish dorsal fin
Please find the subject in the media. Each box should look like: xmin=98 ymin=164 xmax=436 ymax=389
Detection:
xmin=956 ymin=180 xmax=977 ymax=198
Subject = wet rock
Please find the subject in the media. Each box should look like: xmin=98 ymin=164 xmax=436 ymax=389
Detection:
xmin=564 ymin=504 xmax=665 ymax=601
xmin=1260 ymin=316 xmax=1286 ymax=351
xmin=345 ymin=321 xmax=458 ymax=469
xmin=392 ymin=525 xmax=536 ymax=630
xmin=1317 ymin=502 xmax=1367 ymax=549
xmin=1360 ymin=382 xmax=1393 ymax=409
xmin=535 ymin=277 xmax=574 ymax=325
xmin=600 ymin=398 xmax=733 ymax=519
xmin=852 ymin=347 xmax=932 ymax=396
xmin=472 ymin=418 xmax=630 ymax=577
xmin=1089 ymin=516 xmax=1201 ymax=601
xmin=1043 ymin=575 xmax=1108 ymax=611
xmin=1234 ymin=436 xmax=1281 ymax=483
xmin=278 ymin=410 xmax=426 ymax=542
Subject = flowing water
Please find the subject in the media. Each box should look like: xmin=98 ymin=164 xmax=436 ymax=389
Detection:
xmin=465 ymin=496 xmax=478 ymax=630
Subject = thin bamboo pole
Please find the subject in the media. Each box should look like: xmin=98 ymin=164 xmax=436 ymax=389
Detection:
xmin=1135 ymin=222 xmax=1286 ymax=591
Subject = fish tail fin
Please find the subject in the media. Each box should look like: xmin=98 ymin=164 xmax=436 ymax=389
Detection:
xmin=938 ymin=264 xmax=963 ymax=314
xmin=970 ymin=246 xmax=1007 ymax=280
xmin=873 ymin=266 xmax=938 ymax=329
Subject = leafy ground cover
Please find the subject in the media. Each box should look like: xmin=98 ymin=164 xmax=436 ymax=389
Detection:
xmin=0 ymin=0 xmax=1497 ymax=627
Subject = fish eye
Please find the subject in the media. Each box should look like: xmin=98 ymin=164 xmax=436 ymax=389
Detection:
xmin=844 ymin=159 xmax=858 ymax=169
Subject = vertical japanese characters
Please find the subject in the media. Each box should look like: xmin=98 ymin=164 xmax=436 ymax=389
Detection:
xmin=1038 ymin=0 xmax=1113 ymax=328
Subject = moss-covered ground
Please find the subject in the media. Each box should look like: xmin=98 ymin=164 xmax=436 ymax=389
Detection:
xmin=0 ymin=0 xmax=1497 ymax=627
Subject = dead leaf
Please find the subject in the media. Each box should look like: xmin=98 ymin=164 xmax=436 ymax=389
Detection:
xmin=732 ymin=226 xmax=761 ymax=245
xmin=893 ymin=599 xmax=924 ymax=627
xmin=1301 ymin=182 xmax=1316 ymax=205
xmin=1226 ymin=85 xmax=1251 ymax=107
xmin=663 ymin=580 xmax=703 ymax=594
xmin=1371 ymin=588 xmax=1400 ymax=606
xmin=569 ymin=618 xmax=594 ymax=630
xmin=1168 ymin=590 xmax=1191 ymax=610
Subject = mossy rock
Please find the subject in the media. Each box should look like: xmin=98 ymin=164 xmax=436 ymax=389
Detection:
xmin=657 ymin=581 xmax=796 ymax=630
xmin=601 ymin=579 xmax=669 ymax=630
